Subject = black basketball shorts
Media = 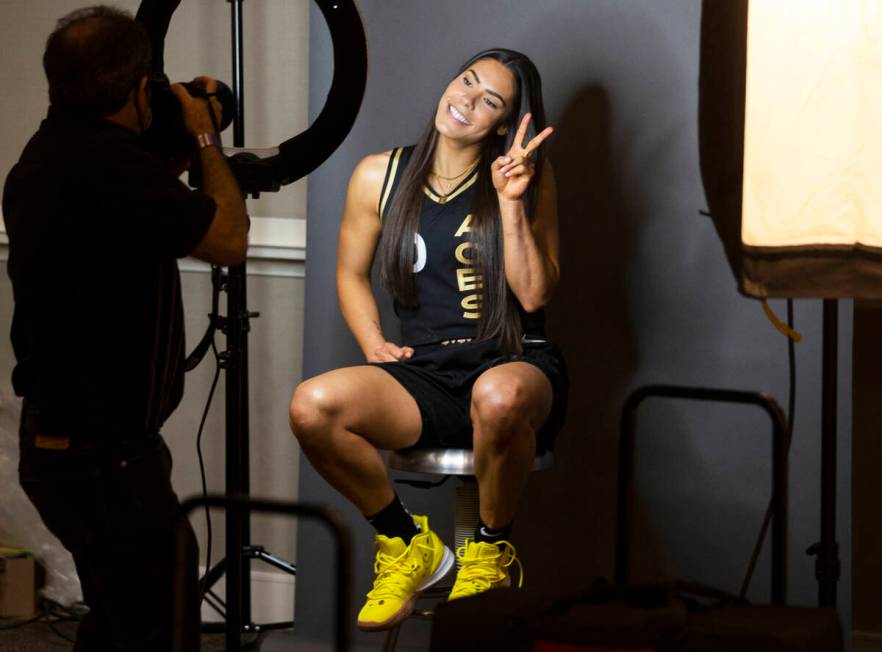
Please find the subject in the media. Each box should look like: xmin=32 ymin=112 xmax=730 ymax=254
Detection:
xmin=370 ymin=338 xmax=568 ymax=453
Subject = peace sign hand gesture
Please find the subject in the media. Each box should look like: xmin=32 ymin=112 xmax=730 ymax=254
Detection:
xmin=492 ymin=113 xmax=554 ymax=202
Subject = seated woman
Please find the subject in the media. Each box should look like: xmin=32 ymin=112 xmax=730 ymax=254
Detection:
xmin=289 ymin=48 xmax=567 ymax=632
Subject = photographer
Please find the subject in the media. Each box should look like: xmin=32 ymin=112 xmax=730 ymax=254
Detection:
xmin=3 ymin=6 xmax=247 ymax=651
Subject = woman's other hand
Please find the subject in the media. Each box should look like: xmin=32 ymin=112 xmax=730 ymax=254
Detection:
xmin=368 ymin=342 xmax=415 ymax=363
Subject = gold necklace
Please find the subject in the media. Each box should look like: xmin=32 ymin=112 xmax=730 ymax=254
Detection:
xmin=431 ymin=157 xmax=479 ymax=181
xmin=430 ymin=158 xmax=479 ymax=200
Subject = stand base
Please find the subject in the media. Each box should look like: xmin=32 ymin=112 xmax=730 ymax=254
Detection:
xmin=200 ymin=545 xmax=296 ymax=634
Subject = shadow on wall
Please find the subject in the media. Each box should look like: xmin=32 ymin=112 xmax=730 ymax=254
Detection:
xmin=514 ymin=87 xmax=777 ymax=600
xmin=515 ymin=85 xmax=666 ymax=589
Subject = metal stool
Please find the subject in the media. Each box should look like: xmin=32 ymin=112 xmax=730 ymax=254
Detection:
xmin=380 ymin=447 xmax=554 ymax=651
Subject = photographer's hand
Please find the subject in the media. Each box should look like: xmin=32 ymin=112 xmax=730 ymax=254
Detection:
xmin=171 ymin=76 xmax=223 ymax=135
xmin=171 ymin=77 xmax=247 ymax=266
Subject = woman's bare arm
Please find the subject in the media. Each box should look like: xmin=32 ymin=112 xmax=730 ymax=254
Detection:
xmin=497 ymin=161 xmax=560 ymax=312
xmin=336 ymin=152 xmax=414 ymax=362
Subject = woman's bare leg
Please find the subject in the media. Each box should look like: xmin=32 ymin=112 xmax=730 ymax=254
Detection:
xmin=470 ymin=362 xmax=553 ymax=529
xmin=289 ymin=366 xmax=422 ymax=516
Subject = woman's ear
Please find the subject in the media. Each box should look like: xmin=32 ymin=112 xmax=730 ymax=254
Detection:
xmin=496 ymin=125 xmax=509 ymax=136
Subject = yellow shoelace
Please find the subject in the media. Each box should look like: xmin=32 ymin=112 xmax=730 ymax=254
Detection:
xmin=451 ymin=540 xmax=523 ymax=597
xmin=367 ymin=540 xmax=435 ymax=600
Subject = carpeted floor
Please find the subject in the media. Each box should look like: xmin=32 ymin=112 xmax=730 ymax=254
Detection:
xmin=0 ymin=620 xmax=230 ymax=651
xmin=0 ymin=622 xmax=429 ymax=651
xmin=1 ymin=602 xmax=432 ymax=651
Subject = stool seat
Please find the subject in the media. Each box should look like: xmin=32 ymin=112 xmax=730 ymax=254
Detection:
xmin=388 ymin=447 xmax=554 ymax=476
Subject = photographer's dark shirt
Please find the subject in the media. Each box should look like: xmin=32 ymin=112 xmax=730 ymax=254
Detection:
xmin=2 ymin=106 xmax=215 ymax=438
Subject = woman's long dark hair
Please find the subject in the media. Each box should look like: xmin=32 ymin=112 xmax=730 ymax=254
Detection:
xmin=377 ymin=48 xmax=548 ymax=354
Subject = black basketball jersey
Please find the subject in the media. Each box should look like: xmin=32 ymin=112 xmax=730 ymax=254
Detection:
xmin=379 ymin=145 xmax=546 ymax=347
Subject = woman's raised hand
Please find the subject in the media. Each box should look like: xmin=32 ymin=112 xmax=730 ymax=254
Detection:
xmin=492 ymin=112 xmax=553 ymax=202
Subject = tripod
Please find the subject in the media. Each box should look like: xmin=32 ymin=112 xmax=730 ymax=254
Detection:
xmin=196 ymin=261 xmax=298 ymax=646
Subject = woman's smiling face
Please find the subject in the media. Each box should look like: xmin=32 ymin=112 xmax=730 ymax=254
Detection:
xmin=434 ymin=57 xmax=517 ymax=146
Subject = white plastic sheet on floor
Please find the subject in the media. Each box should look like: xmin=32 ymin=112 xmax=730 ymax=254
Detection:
xmin=0 ymin=389 xmax=81 ymax=607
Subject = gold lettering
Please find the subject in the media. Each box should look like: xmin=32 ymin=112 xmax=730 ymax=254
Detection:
xmin=455 ymin=242 xmax=477 ymax=265
xmin=454 ymin=214 xmax=473 ymax=238
xmin=454 ymin=218 xmax=481 ymax=318
xmin=456 ymin=268 xmax=483 ymax=292
xmin=462 ymin=294 xmax=481 ymax=319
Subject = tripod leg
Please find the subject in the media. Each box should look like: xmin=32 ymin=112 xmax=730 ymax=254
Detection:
xmin=249 ymin=548 xmax=296 ymax=576
xmin=200 ymin=557 xmax=228 ymax=593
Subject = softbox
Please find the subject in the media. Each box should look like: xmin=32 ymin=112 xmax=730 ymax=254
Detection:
xmin=700 ymin=0 xmax=882 ymax=298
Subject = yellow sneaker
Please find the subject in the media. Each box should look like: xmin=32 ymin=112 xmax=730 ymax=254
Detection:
xmin=357 ymin=514 xmax=454 ymax=631
xmin=448 ymin=538 xmax=523 ymax=601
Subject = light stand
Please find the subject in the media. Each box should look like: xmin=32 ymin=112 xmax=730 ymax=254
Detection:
xmin=193 ymin=1 xmax=368 ymax=648
xmin=698 ymin=0 xmax=853 ymax=609
xmin=811 ymin=300 xmax=841 ymax=607
xmin=198 ymin=4 xmax=297 ymax=647
xmin=221 ymin=1 xmax=259 ymax=643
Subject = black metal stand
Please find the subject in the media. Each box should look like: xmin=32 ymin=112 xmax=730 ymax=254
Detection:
xmin=806 ymin=299 xmax=841 ymax=607
xmin=616 ymin=385 xmax=789 ymax=604
xmin=197 ymin=2 xmax=296 ymax=647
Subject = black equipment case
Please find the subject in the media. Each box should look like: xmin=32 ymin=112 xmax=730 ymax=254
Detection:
xmin=430 ymin=579 xmax=842 ymax=651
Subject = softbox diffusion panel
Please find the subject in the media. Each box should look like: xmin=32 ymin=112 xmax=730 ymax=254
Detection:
xmin=700 ymin=0 xmax=882 ymax=298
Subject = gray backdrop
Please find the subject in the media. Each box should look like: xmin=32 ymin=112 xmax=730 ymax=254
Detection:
xmin=292 ymin=1 xmax=852 ymax=648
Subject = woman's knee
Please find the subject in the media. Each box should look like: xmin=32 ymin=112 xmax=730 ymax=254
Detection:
xmin=288 ymin=379 xmax=340 ymax=449
xmin=470 ymin=375 xmax=533 ymax=442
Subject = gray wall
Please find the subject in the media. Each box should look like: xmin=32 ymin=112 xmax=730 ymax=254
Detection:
xmin=297 ymin=1 xmax=852 ymax=648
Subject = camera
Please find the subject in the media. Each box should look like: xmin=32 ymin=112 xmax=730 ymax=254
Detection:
xmin=141 ymin=73 xmax=235 ymax=161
